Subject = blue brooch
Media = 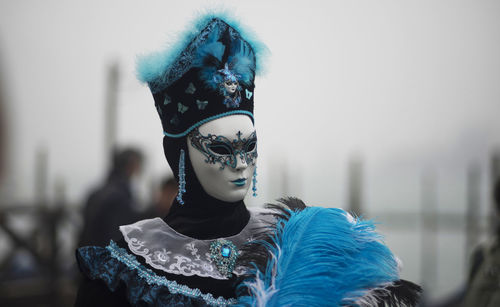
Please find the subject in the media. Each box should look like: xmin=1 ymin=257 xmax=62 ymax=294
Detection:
xmin=209 ymin=239 xmax=238 ymax=278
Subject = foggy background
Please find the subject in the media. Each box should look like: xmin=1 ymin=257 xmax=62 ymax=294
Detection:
xmin=0 ymin=0 xmax=499 ymax=305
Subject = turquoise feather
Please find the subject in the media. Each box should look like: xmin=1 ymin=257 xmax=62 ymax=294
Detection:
xmin=136 ymin=9 xmax=269 ymax=92
xmin=237 ymin=207 xmax=400 ymax=306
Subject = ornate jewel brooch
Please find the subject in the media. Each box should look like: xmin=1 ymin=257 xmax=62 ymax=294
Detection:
xmin=209 ymin=239 xmax=238 ymax=278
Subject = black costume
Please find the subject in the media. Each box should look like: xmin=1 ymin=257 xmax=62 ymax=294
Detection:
xmin=75 ymin=13 xmax=421 ymax=306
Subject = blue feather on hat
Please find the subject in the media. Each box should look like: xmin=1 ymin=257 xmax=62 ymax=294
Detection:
xmin=136 ymin=9 xmax=269 ymax=94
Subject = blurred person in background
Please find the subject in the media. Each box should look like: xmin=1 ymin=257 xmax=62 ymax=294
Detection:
xmin=142 ymin=176 xmax=178 ymax=218
xmin=462 ymin=177 xmax=500 ymax=306
xmin=78 ymin=147 xmax=144 ymax=247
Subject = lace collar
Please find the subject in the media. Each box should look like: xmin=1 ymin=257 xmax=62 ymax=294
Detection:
xmin=119 ymin=209 xmax=265 ymax=280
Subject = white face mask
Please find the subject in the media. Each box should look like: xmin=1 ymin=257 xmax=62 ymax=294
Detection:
xmin=187 ymin=115 xmax=257 ymax=202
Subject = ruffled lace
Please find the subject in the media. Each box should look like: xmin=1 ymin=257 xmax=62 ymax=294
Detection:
xmin=119 ymin=217 xmax=255 ymax=279
xmin=76 ymin=241 xmax=237 ymax=306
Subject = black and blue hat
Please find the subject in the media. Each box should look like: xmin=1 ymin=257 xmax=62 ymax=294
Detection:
xmin=137 ymin=15 xmax=267 ymax=138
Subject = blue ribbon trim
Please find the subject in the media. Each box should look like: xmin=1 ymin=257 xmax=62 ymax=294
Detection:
xmin=76 ymin=241 xmax=236 ymax=306
xmin=105 ymin=241 xmax=236 ymax=306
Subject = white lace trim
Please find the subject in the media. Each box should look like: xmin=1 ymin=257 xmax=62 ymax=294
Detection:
xmin=119 ymin=209 xmax=269 ymax=280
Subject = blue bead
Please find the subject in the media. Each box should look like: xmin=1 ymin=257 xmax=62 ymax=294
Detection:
xmin=221 ymin=245 xmax=231 ymax=258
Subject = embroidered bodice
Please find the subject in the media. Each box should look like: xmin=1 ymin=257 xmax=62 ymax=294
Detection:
xmin=75 ymin=202 xmax=420 ymax=306
xmin=120 ymin=210 xmax=265 ymax=280
xmin=76 ymin=208 xmax=270 ymax=306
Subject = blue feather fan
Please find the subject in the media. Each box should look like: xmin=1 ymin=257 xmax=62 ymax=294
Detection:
xmin=236 ymin=207 xmax=400 ymax=307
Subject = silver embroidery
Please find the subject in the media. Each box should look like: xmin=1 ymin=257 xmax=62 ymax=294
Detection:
xmin=119 ymin=210 xmax=267 ymax=280
xmin=154 ymin=249 xmax=171 ymax=263
xmin=106 ymin=241 xmax=236 ymax=306
xmin=185 ymin=82 xmax=196 ymax=94
xmin=186 ymin=242 xmax=201 ymax=261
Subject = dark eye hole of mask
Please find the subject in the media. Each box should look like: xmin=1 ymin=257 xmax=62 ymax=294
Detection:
xmin=207 ymin=142 xmax=233 ymax=155
xmin=246 ymin=140 xmax=257 ymax=152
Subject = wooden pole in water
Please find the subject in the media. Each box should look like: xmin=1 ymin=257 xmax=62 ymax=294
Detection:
xmin=347 ymin=155 xmax=363 ymax=217
xmin=420 ymin=169 xmax=438 ymax=299
xmin=489 ymin=151 xmax=500 ymax=235
xmin=35 ymin=146 xmax=48 ymax=206
xmin=465 ymin=163 xmax=480 ymax=263
xmin=104 ymin=62 xmax=119 ymax=168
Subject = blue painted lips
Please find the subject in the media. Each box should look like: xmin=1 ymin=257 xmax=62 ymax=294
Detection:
xmin=231 ymin=178 xmax=246 ymax=187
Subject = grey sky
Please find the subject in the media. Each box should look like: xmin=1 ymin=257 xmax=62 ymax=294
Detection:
xmin=1 ymin=0 xmax=499 ymax=206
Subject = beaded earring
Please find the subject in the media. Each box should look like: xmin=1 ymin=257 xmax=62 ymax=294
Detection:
xmin=252 ymin=167 xmax=257 ymax=197
xmin=176 ymin=149 xmax=186 ymax=204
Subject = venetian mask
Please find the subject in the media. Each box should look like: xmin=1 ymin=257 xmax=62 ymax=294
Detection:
xmin=224 ymin=80 xmax=239 ymax=95
xmin=187 ymin=115 xmax=257 ymax=202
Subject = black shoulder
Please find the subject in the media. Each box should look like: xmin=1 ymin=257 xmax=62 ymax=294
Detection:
xmin=75 ymin=276 xmax=130 ymax=307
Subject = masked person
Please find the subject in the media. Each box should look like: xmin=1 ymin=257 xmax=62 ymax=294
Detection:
xmin=462 ymin=177 xmax=500 ymax=307
xmin=75 ymin=14 xmax=420 ymax=307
